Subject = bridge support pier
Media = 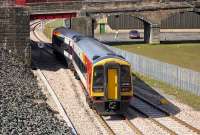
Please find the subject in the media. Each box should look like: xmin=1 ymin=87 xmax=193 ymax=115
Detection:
xmin=71 ymin=17 xmax=94 ymax=37
xmin=144 ymin=22 xmax=160 ymax=44
xmin=0 ymin=6 xmax=30 ymax=65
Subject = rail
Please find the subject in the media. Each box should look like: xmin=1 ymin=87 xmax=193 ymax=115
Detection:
xmin=36 ymin=69 xmax=78 ymax=135
xmin=133 ymin=92 xmax=200 ymax=134
xmin=30 ymin=22 xmax=77 ymax=134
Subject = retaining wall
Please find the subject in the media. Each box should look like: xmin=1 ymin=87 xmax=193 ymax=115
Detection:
xmin=0 ymin=6 xmax=30 ymax=65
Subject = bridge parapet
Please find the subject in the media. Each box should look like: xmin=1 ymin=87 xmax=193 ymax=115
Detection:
xmin=16 ymin=0 xmax=199 ymax=5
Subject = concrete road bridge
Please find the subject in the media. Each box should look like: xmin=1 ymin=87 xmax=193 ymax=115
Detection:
xmin=0 ymin=0 xmax=200 ymax=65
xmin=17 ymin=0 xmax=200 ymax=44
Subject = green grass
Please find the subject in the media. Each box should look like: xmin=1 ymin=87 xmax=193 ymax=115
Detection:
xmin=115 ymin=43 xmax=200 ymax=109
xmin=133 ymin=72 xmax=200 ymax=111
xmin=43 ymin=19 xmax=65 ymax=39
xmin=115 ymin=43 xmax=200 ymax=72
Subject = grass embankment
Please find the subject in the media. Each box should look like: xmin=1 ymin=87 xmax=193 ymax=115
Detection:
xmin=114 ymin=43 xmax=200 ymax=110
xmin=43 ymin=19 xmax=65 ymax=39
xmin=115 ymin=43 xmax=200 ymax=72
xmin=133 ymin=72 xmax=200 ymax=111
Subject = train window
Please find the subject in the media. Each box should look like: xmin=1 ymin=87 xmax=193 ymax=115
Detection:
xmin=93 ymin=66 xmax=104 ymax=89
xmin=120 ymin=65 xmax=131 ymax=86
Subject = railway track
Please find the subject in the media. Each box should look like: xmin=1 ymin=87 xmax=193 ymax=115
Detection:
xmin=32 ymin=50 xmax=77 ymax=134
xmin=129 ymin=102 xmax=177 ymax=135
xmin=96 ymin=114 xmax=116 ymax=135
xmin=35 ymin=67 xmax=78 ymax=135
xmin=32 ymin=47 xmax=105 ymax=134
xmin=30 ymin=21 xmax=41 ymax=31
xmin=31 ymin=34 xmax=167 ymax=135
xmin=30 ymin=20 xmax=200 ymax=135
xmin=98 ymin=115 xmax=140 ymax=135
xmin=31 ymin=22 xmax=78 ymax=134
xmin=32 ymin=39 xmax=109 ymax=134
xmin=130 ymin=93 xmax=200 ymax=135
xmin=121 ymin=115 xmax=144 ymax=135
xmin=32 ymin=47 xmax=115 ymax=134
xmin=78 ymin=74 xmax=140 ymax=135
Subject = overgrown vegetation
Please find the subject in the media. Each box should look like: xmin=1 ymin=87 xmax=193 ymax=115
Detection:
xmin=115 ymin=43 xmax=200 ymax=72
xmin=133 ymin=72 xmax=200 ymax=111
xmin=43 ymin=19 xmax=65 ymax=39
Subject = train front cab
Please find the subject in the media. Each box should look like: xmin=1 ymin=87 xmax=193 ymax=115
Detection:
xmin=91 ymin=58 xmax=133 ymax=115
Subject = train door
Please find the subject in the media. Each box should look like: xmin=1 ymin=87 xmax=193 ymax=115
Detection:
xmin=107 ymin=68 xmax=119 ymax=100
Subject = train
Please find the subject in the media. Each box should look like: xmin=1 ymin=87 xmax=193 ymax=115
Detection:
xmin=52 ymin=27 xmax=133 ymax=115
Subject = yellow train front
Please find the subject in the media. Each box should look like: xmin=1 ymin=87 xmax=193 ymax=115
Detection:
xmin=52 ymin=27 xmax=133 ymax=115
xmin=90 ymin=57 xmax=133 ymax=115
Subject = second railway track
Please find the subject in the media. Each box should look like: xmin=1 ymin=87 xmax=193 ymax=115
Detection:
xmin=130 ymin=93 xmax=200 ymax=135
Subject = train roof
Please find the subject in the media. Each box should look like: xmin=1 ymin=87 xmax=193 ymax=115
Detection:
xmin=77 ymin=37 xmax=115 ymax=60
xmin=54 ymin=27 xmax=126 ymax=63
xmin=54 ymin=27 xmax=82 ymax=39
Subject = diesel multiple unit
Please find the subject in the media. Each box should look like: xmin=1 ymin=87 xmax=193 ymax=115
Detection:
xmin=52 ymin=27 xmax=133 ymax=115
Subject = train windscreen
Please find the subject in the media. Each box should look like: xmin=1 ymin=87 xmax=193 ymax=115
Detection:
xmin=120 ymin=65 xmax=131 ymax=91
xmin=93 ymin=66 xmax=104 ymax=91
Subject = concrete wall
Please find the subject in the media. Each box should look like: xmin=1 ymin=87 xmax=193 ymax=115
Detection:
xmin=71 ymin=17 xmax=93 ymax=37
xmin=0 ymin=6 xmax=30 ymax=65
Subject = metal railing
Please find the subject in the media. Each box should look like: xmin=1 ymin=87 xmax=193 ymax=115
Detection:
xmin=107 ymin=46 xmax=200 ymax=96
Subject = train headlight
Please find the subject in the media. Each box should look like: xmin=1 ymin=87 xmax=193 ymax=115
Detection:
xmin=121 ymin=86 xmax=132 ymax=92
xmin=93 ymin=87 xmax=104 ymax=92
xmin=121 ymin=82 xmax=132 ymax=92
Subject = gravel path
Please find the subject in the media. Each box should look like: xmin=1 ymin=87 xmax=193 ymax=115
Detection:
xmin=0 ymin=49 xmax=71 ymax=135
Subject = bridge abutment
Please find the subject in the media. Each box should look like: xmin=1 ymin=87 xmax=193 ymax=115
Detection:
xmin=0 ymin=5 xmax=30 ymax=65
xmin=144 ymin=22 xmax=160 ymax=44
xmin=71 ymin=16 xmax=94 ymax=37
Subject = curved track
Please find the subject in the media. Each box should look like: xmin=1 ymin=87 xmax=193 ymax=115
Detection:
xmin=35 ymin=67 xmax=78 ymax=135
xmin=31 ymin=22 xmax=78 ymax=135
